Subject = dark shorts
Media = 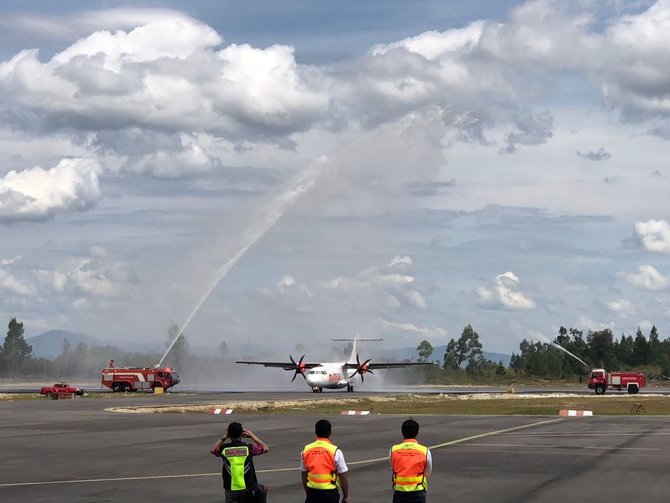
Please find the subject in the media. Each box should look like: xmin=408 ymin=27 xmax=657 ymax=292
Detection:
xmin=305 ymin=487 xmax=340 ymax=503
xmin=225 ymin=489 xmax=249 ymax=503
xmin=225 ymin=485 xmax=267 ymax=503
xmin=392 ymin=490 xmax=427 ymax=503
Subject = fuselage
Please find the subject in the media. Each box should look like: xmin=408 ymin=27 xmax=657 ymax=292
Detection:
xmin=305 ymin=364 xmax=356 ymax=390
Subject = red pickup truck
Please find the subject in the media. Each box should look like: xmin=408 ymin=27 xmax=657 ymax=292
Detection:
xmin=40 ymin=383 xmax=85 ymax=397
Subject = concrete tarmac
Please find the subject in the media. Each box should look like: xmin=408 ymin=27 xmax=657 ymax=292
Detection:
xmin=1 ymin=393 xmax=669 ymax=502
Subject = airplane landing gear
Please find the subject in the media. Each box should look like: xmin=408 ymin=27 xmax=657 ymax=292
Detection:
xmin=312 ymin=387 xmax=323 ymax=393
xmin=346 ymin=384 xmax=354 ymax=392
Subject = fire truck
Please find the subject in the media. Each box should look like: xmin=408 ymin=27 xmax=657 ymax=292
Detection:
xmin=588 ymin=369 xmax=646 ymax=395
xmin=101 ymin=361 xmax=180 ymax=392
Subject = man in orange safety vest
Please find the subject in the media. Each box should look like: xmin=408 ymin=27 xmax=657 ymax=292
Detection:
xmin=390 ymin=418 xmax=432 ymax=503
xmin=301 ymin=419 xmax=349 ymax=503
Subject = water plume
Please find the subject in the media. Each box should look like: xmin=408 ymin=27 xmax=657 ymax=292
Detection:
xmin=158 ymin=165 xmax=320 ymax=366
xmin=531 ymin=333 xmax=590 ymax=368
xmin=550 ymin=342 xmax=589 ymax=368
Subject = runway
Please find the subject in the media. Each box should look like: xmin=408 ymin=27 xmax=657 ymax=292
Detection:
xmin=2 ymin=393 xmax=669 ymax=502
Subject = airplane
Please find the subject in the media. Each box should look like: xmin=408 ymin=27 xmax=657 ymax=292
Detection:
xmin=236 ymin=338 xmax=433 ymax=392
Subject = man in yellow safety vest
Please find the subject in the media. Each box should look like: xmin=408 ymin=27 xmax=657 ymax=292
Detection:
xmin=301 ymin=419 xmax=349 ymax=503
xmin=390 ymin=418 xmax=432 ymax=503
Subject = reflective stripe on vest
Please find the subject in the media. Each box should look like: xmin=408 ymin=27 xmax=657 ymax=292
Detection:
xmin=302 ymin=439 xmax=338 ymax=490
xmin=222 ymin=445 xmax=251 ymax=491
xmin=391 ymin=440 xmax=428 ymax=492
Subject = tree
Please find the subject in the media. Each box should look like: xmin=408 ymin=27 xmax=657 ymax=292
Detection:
xmin=219 ymin=341 xmax=229 ymax=359
xmin=57 ymin=339 xmax=72 ymax=375
xmin=616 ymin=334 xmax=634 ymax=367
xmin=588 ymin=329 xmax=615 ymax=368
xmin=165 ymin=323 xmax=189 ymax=370
xmin=649 ymin=325 xmax=661 ymax=364
xmin=416 ymin=340 xmax=434 ymax=363
xmin=443 ymin=338 xmax=459 ymax=370
xmin=633 ymin=328 xmax=648 ymax=365
xmin=459 ymin=325 xmax=484 ymax=372
xmin=3 ymin=318 xmax=32 ymax=375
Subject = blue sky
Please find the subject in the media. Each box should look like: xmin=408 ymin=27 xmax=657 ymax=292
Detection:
xmin=0 ymin=0 xmax=668 ymax=357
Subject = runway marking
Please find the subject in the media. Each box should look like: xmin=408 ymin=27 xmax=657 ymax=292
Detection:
xmin=348 ymin=417 xmax=566 ymax=466
xmin=506 ymin=431 xmax=670 ymax=437
xmin=456 ymin=442 xmax=660 ymax=452
xmin=0 ymin=418 xmax=563 ymax=489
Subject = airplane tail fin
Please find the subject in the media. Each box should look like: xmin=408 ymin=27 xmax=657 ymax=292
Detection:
xmin=332 ymin=337 xmax=383 ymax=363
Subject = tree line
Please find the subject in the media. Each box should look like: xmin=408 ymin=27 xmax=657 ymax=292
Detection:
xmin=509 ymin=325 xmax=669 ymax=379
xmin=412 ymin=323 xmax=668 ymax=383
xmin=2 ymin=315 xmax=668 ymax=384
xmin=0 ymin=318 xmax=234 ymax=383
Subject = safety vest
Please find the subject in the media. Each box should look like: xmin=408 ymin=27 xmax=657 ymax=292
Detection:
xmin=302 ymin=438 xmax=339 ymax=490
xmin=221 ymin=441 xmax=255 ymax=491
xmin=391 ymin=439 xmax=428 ymax=492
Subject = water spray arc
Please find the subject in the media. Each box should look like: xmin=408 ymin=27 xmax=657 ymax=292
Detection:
xmin=157 ymin=166 xmax=320 ymax=367
xmin=550 ymin=342 xmax=589 ymax=368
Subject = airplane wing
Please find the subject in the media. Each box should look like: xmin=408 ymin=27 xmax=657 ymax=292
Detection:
xmin=236 ymin=360 xmax=320 ymax=371
xmin=343 ymin=361 xmax=434 ymax=370
xmin=236 ymin=356 xmax=320 ymax=382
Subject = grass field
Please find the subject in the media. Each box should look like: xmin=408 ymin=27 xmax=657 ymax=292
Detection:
xmin=104 ymin=393 xmax=670 ymax=416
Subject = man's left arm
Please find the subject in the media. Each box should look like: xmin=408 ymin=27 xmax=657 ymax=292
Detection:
xmin=425 ymin=448 xmax=432 ymax=477
xmin=338 ymin=472 xmax=349 ymax=503
xmin=244 ymin=430 xmax=270 ymax=454
xmin=335 ymin=450 xmax=349 ymax=502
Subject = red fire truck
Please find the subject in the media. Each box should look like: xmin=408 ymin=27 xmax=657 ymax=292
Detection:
xmin=101 ymin=361 xmax=180 ymax=392
xmin=588 ymin=368 xmax=646 ymax=395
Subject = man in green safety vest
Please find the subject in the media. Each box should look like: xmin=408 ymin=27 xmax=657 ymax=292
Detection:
xmin=211 ymin=421 xmax=270 ymax=503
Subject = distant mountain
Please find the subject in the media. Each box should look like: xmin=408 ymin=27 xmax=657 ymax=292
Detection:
xmin=28 ymin=330 xmax=102 ymax=358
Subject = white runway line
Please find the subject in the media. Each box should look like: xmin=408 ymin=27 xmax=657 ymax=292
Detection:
xmin=0 ymin=417 xmax=565 ymax=489
xmin=457 ymin=442 xmax=660 ymax=451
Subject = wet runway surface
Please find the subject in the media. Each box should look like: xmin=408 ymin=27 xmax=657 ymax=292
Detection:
xmin=2 ymin=393 xmax=670 ymax=502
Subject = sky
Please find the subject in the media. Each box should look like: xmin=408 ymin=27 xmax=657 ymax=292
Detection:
xmin=0 ymin=0 xmax=669 ymax=358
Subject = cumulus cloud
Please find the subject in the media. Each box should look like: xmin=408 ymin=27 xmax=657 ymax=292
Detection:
xmin=577 ymin=316 xmax=614 ymax=332
xmin=504 ymin=109 xmax=554 ymax=153
xmin=476 ymin=271 xmax=536 ymax=310
xmin=0 ymin=256 xmax=33 ymax=295
xmin=638 ymin=319 xmax=654 ymax=332
xmin=363 ymin=0 xmax=670 ymax=137
xmin=577 ymin=147 xmax=611 ymax=161
xmin=635 ymin=219 xmax=670 ymax=253
xmin=0 ymin=12 xmax=328 ymax=143
xmin=0 ymin=158 xmax=101 ymax=221
xmin=322 ymin=256 xmax=427 ymax=311
xmin=3 ymin=1 xmax=670 ymax=186
xmin=35 ymin=249 xmax=136 ymax=299
xmin=599 ymin=1 xmax=670 ymax=124
xmin=620 ymin=264 xmax=670 ymax=291
xmin=262 ymin=256 xmax=429 ymax=315
xmin=607 ymin=299 xmax=635 ymax=316
xmin=261 ymin=274 xmax=314 ymax=311
xmin=121 ymin=134 xmax=220 ymax=178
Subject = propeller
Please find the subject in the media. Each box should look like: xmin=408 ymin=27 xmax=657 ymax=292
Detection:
xmin=350 ymin=354 xmax=373 ymax=382
xmin=290 ymin=355 xmax=307 ymax=382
